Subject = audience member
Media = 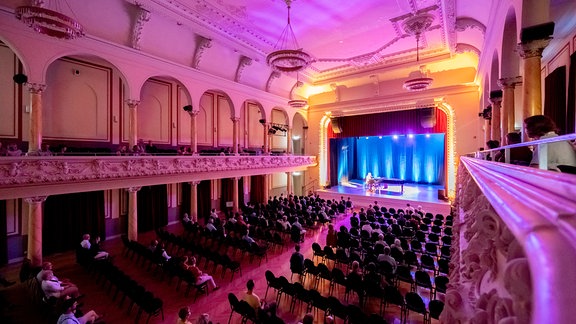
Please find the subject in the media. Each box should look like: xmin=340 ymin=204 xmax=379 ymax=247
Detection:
xmin=196 ymin=313 xmax=211 ymax=324
xmin=377 ymin=246 xmax=397 ymax=274
xmin=182 ymin=213 xmax=191 ymax=224
xmin=299 ymin=313 xmax=314 ymax=324
xmin=289 ymin=245 xmax=304 ymax=279
xmin=6 ymin=143 xmax=22 ymax=156
xmin=148 ymin=239 xmax=158 ymax=253
xmin=176 ymin=306 xmax=192 ymax=324
xmin=242 ymin=279 xmax=264 ymax=312
xmin=258 ymin=301 xmax=284 ymax=324
xmin=205 ymin=218 xmax=217 ymax=232
xmin=326 ymin=224 xmax=337 ymax=247
xmin=154 ymin=242 xmax=171 ymax=262
xmin=57 ymin=296 xmax=100 ymax=324
xmin=41 ymin=270 xmax=80 ymax=299
xmin=485 ymin=140 xmax=500 ymax=161
xmin=80 ymin=234 xmax=108 ymax=260
xmin=495 ymin=132 xmax=533 ymax=165
xmin=182 ymin=256 xmax=219 ymax=291
xmin=524 ymin=115 xmax=576 ymax=171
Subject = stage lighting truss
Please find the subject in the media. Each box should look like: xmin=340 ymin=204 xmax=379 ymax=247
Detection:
xmin=269 ymin=123 xmax=288 ymax=136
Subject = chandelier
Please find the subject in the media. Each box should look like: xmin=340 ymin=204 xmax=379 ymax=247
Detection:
xmin=267 ymin=0 xmax=311 ymax=73
xmin=289 ymin=77 xmax=308 ymax=108
xmin=402 ymin=13 xmax=434 ymax=91
xmin=15 ymin=0 xmax=84 ymax=40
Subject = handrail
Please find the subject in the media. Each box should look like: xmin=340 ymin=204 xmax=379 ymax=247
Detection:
xmin=456 ymin=157 xmax=576 ymax=323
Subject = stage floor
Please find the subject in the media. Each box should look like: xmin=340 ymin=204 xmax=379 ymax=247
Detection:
xmin=316 ymin=179 xmax=451 ymax=215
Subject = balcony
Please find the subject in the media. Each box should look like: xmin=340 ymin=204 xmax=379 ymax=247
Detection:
xmin=0 ymin=154 xmax=317 ymax=199
xmin=446 ymin=134 xmax=576 ymax=323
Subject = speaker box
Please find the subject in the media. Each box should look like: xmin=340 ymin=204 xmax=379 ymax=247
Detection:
xmin=437 ymin=189 xmax=446 ymax=201
xmin=420 ymin=107 xmax=436 ymax=128
xmin=330 ymin=117 xmax=342 ymax=134
xmin=520 ymin=22 xmax=555 ymax=43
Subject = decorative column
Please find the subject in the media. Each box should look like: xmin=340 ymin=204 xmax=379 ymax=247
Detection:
xmin=489 ymin=91 xmax=503 ymax=143
xmin=287 ymin=127 xmax=292 ymax=155
xmin=231 ymin=117 xmax=240 ymax=154
xmin=484 ymin=115 xmax=491 ymax=149
xmin=498 ymin=76 xmax=522 ymax=140
xmin=25 ymin=196 xmax=47 ymax=267
xmin=27 ymin=83 xmax=46 ymax=155
xmin=126 ymin=99 xmax=140 ymax=148
xmin=263 ymin=123 xmax=269 ymax=154
xmin=190 ymin=181 xmax=200 ymax=223
xmin=233 ymin=177 xmax=240 ymax=213
xmin=518 ymin=25 xmax=552 ymax=121
xmin=188 ymin=110 xmax=199 ymax=154
xmin=127 ymin=187 xmax=141 ymax=242
xmin=286 ymin=172 xmax=293 ymax=195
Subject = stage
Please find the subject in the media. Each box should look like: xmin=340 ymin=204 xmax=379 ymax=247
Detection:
xmin=316 ymin=179 xmax=451 ymax=215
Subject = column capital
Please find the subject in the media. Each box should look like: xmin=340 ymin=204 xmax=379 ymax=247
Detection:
xmin=24 ymin=196 xmax=47 ymax=204
xmin=27 ymin=83 xmax=46 ymax=94
xmin=189 ymin=181 xmax=201 ymax=186
xmin=187 ymin=110 xmax=200 ymax=117
xmin=489 ymin=97 xmax=502 ymax=106
xmin=498 ymin=76 xmax=522 ymax=89
xmin=125 ymin=99 xmax=140 ymax=109
xmin=517 ymin=38 xmax=552 ymax=59
xmin=126 ymin=186 xmax=141 ymax=192
xmin=231 ymin=117 xmax=240 ymax=123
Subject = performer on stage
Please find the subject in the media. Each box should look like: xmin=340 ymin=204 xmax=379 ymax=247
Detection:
xmin=365 ymin=172 xmax=375 ymax=192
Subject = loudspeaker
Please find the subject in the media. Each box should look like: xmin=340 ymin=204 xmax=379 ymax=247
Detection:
xmin=13 ymin=74 xmax=28 ymax=84
xmin=182 ymin=105 xmax=193 ymax=112
xmin=259 ymin=119 xmax=266 ymax=124
xmin=420 ymin=107 xmax=436 ymax=128
xmin=437 ymin=189 xmax=446 ymax=201
xmin=520 ymin=22 xmax=555 ymax=43
xmin=330 ymin=117 xmax=342 ymax=134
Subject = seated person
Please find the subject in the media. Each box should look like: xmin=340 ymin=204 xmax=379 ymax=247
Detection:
xmin=80 ymin=234 xmax=109 ymax=260
xmin=277 ymin=216 xmax=291 ymax=231
xmin=41 ymin=270 xmax=80 ymax=299
xmin=242 ymin=279 xmax=266 ymax=313
xmin=291 ymin=217 xmax=306 ymax=235
xmin=36 ymin=262 xmax=76 ymax=289
xmin=154 ymin=242 xmax=171 ymax=263
xmin=495 ymin=132 xmax=533 ymax=165
xmin=205 ymin=218 xmax=217 ymax=232
xmin=182 ymin=213 xmax=191 ymax=224
xmin=242 ymin=229 xmax=256 ymax=244
xmin=182 ymin=256 xmax=219 ymax=291
xmin=58 ymin=296 xmax=100 ymax=324
xmin=176 ymin=306 xmax=192 ymax=324
xmin=148 ymin=239 xmax=158 ymax=252
xmin=377 ymin=246 xmax=397 ymax=274
xmin=289 ymin=245 xmax=304 ymax=278
xmin=525 ymin=115 xmax=576 ymax=171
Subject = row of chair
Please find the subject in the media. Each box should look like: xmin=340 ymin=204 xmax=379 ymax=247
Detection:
xmin=92 ymin=260 xmax=164 ymax=324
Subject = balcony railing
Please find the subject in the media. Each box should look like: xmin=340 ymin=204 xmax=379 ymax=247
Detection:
xmin=0 ymin=154 xmax=317 ymax=200
xmin=446 ymin=134 xmax=576 ymax=323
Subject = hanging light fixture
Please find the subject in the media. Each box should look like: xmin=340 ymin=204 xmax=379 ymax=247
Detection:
xmin=267 ymin=0 xmax=311 ymax=73
xmin=15 ymin=0 xmax=84 ymax=40
xmin=402 ymin=13 xmax=434 ymax=91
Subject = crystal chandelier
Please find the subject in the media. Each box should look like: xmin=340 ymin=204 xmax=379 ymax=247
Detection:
xmin=288 ymin=76 xmax=308 ymax=108
xmin=267 ymin=0 xmax=311 ymax=73
xmin=15 ymin=0 xmax=84 ymax=40
xmin=402 ymin=13 xmax=434 ymax=91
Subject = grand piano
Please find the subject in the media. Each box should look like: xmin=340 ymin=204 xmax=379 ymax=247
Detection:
xmin=368 ymin=177 xmax=405 ymax=195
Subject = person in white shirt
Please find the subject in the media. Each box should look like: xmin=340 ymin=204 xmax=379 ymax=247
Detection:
xmin=41 ymin=270 xmax=80 ymax=299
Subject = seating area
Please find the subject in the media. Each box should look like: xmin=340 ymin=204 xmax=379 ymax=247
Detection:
xmin=0 ymin=195 xmax=449 ymax=323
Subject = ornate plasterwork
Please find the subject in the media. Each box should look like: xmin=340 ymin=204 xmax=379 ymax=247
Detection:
xmin=125 ymin=99 xmax=140 ymax=109
xmin=192 ymin=35 xmax=213 ymax=69
xmin=0 ymin=155 xmax=316 ymax=187
xmin=27 ymin=83 xmax=46 ymax=94
xmin=455 ymin=17 xmax=486 ymax=34
xmin=131 ymin=5 xmax=151 ymax=50
xmin=497 ymin=76 xmax=522 ymax=89
xmin=442 ymin=163 xmax=532 ymax=323
xmin=455 ymin=43 xmax=480 ymax=57
xmin=265 ymin=71 xmax=280 ymax=93
xmin=234 ymin=55 xmax=252 ymax=82
xmin=517 ymin=38 xmax=552 ymax=59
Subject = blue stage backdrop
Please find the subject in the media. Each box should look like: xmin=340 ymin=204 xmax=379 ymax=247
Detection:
xmin=329 ymin=134 xmax=445 ymax=185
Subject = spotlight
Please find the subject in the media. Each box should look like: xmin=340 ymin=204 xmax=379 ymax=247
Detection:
xmin=425 ymin=134 xmax=430 ymax=138
xmin=183 ymin=105 xmax=193 ymax=112
xmin=408 ymin=134 xmax=414 ymax=139
xmin=365 ymin=137 xmax=369 ymax=139
xmin=393 ymin=135 xmax=399 ymax=140
xmin=378 ymin=136 xmax=382 ymax=139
